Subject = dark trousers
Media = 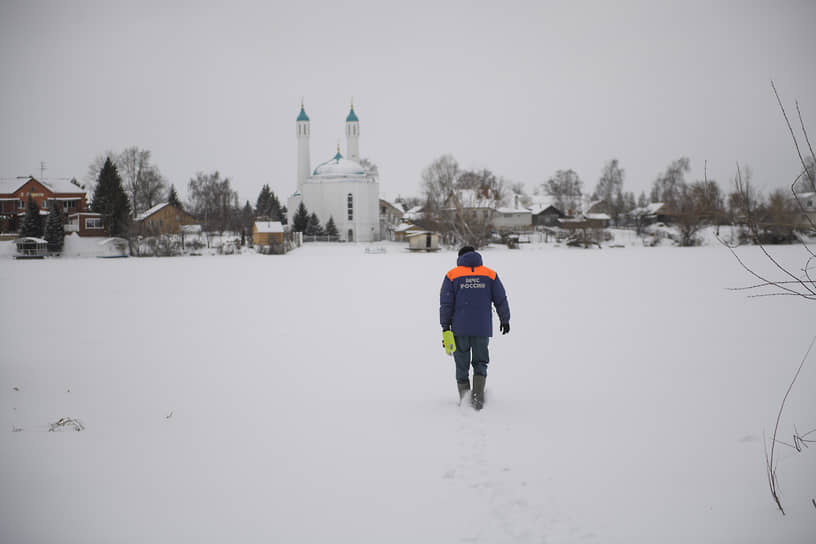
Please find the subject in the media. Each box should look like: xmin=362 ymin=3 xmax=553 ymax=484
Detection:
xmin=453 ymin=335 xmax=490 ymax=382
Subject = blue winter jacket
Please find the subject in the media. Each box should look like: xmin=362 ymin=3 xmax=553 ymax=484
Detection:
xmin=440 ymin=251 xmax=510 ymax=337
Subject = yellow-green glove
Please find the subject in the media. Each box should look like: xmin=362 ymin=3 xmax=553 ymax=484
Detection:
xmin=442 ymin=330 xmax=456 ymax=356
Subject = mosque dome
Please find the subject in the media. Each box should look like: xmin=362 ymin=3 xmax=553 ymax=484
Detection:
xmin=312 ymin=150 xmax=366 ymax=176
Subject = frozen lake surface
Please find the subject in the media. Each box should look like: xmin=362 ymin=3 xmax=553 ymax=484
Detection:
xmin=2 ymin=242 xmax=815 ymax=543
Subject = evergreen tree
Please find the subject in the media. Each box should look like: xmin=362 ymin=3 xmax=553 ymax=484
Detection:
xmin=305 ymin=212 xmax=323 ymax=236
xmin=91 ymin=157 xmax=131 ymax=237
xmin=20 ymin=196 xmax=43 ymax=238
xmin=167 ymin=184 xmax=182 ymax=209
xmin=324 ymin=216 xmax=338 ymax=237
xmin=293 ymin=202 xmax=309 ymax=232
xmin=44 ymin=200 xmax=65 ymax=253
xmin=256 ymin=185 xmax=284 ymax=221
xmin=280 ymin=205 xmax=288 ymax=225
xmin=240 ymin=200 xmax=254 ymax=245
xmin=269 ymin=193 xmax=282 ymax=221
xmin=241 ymin=200 xmax=254 ymax=226
xmin=256 ymin=184 xmax=273 ymax=217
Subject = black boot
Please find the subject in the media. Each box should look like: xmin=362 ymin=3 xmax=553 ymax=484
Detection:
xmin=457 ymin=379 xmax=470 ymax=405
xmin=472 ymin=374 xmax=486 ymax=410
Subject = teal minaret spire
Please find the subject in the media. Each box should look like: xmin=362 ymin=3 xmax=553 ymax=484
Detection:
xmin=345 ymin=99 xmax=360 ymax=160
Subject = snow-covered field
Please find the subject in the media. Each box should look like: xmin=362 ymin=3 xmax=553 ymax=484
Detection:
xmin=2 ymin=241 xmax=815 ymax=543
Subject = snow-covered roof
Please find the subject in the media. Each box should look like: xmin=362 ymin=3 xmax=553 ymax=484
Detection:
xmin=379 ymin=194 xmax=406 ymax=211
xmin=0 ymin=179 xmax=23 ymax=193
xmin=40 ymin=179 xmax=85 ymax=194
xmin=403 ymin=206 xmax=424 ymax=221
xmin=497 ymin=207 xmax=532 ymax=215
xmin=0 ymin=177 xmax=85 ymax=195
xmin=631 ymin=202 xmax=665 ymax=216
xmin=255 ymin=221 xmax=283 ymax=233
xmin=135 ymin=202 xmax=170 ymax=221
xmin=395 ymin=222 xmax=416 ymax=233
xmin=379 ymin=198 xmax=404 ymax=213
xmin=312 ymin=151 xmax=366 ymax=177
xmin=528 ymin=202 xmax=563 ymax=214
xmin=584 ymin=213 xmax=611 ymax=221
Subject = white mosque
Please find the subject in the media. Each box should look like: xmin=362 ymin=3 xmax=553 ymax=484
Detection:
xmin=287 ymin=102 xmax=380 ymax=242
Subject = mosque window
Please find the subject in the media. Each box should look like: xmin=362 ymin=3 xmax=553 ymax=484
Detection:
xmin=347 ymin=193 xmax=353 ymax=220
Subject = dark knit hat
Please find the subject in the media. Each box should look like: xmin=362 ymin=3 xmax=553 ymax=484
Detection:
xmin=458 ymin=246 xmax=476 ymax=257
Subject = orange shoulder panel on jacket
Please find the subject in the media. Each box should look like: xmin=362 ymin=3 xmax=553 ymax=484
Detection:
xmin=446 ymin=265 xmax=497 ymax=281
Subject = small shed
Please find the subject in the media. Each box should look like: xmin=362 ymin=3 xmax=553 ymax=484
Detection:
xmin=15 ymin=237 xmax=48 ymax=259
xmin=253 ymin=221 xmax=285 ymax=253
xmin=394 ymin=222 xmax=420 ymax=241
xmin=407 ymin=231 xmax=440 ymax=252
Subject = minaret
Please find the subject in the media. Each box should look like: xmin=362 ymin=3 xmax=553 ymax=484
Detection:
xmin=296 ymin=100 xmax=311 ymax=192
xmin=345 ymin=100 xmax=359 ymax=161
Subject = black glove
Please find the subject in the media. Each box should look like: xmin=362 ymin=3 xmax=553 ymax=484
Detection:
xmin=500 ymin=322 xmax=510 ymax=335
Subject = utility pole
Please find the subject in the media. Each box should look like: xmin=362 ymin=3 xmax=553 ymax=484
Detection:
xmin=40 ymin=162 xmax=46 ymax=179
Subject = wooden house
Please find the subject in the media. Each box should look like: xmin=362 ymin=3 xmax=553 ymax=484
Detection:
xmin=530 ymin=203 xmax=566 ymax=227
xmin=253 ymin=221 xmax=285 ymax=253
xmin=135 ymin=203 xmax=197 ymax=235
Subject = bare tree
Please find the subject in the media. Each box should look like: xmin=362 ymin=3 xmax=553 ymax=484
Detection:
xmin=446 ymin=169 xmax=504 ymax=248
xmin=187 ymin=171 xmax=238 ymax=234
xmin=421 ymin=154 xmax=459 ymax=214
xmin=118 ymin=147 xmax=166 ymax=216
xmin=592 ymin=159 xmax=628 ymax=225
xmin=792 ymin=155 xmax=815 ymax=194
xmin=136 ymin=166 xmax=166 ymax=212
xmin=650 ymin=157 xmax=690 ymax=211
xmin=542 ymin=169 xmax=583 ymax=215
xmin=673 ymin=179 xmax=723 ymax=246
xmin=726 ymin=165 xmax=760 ymax=224
xmin=508 ymin=181 xmax=532 ymax=208
xmin=420 ymin=157 xmax=506 ymax=247
xmin=420 ymin=154 xmax=460 ymax=235
xmin=719 ymin=82 xmax=816 ymax=515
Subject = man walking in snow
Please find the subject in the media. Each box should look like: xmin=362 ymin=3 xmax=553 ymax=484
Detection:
xmin=440 ymin=246 xmax=511 ymax=410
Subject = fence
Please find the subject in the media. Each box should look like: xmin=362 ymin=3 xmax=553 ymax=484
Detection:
xmin=302 ymin=235 xmax=340 ymax=243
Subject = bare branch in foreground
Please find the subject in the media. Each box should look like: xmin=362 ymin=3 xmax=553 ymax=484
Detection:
xmin=764 ymin=334 xmax=816 ymax=515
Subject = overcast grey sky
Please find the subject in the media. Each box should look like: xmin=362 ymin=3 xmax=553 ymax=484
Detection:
xmin=1 ymin=0 xmax=815 ymax=205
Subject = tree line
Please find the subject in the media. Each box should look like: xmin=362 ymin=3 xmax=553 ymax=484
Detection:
xmin=416 ymin=153 xmax=815 ymax=247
